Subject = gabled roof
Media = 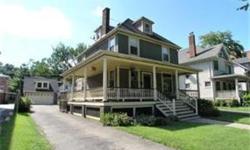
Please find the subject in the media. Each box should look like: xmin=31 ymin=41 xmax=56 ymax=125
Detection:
xmin=179 ymin=44 xmax=224 ymax=64
xmin=23 ymin=76 xmax=59 ymax=92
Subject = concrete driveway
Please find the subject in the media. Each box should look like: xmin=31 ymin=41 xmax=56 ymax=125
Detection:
xmin=31 ymin=105 xmax=173 ymax=150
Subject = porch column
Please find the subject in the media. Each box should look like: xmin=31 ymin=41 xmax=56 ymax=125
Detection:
xmin=83 ymin=68 xmax=87 ymax=101
xmin=196 ymin=72 xmax=200 ymax=98
xmin=103 ymin=58 xmax=108 ymax=101
xmin=175 ymin=70 xmax=179 ymax=99
xmin=116 ymin=66 xmax=120 ymax=99
xmin=153 ymin=66 xmax=157 ymax=100
xmin=62 ymin=78 xmax=66 ymax=91
xmin=235 ymin=78 xmax=240 ymax=102
xmin=71 ymin=75 xmax=75 ymax=100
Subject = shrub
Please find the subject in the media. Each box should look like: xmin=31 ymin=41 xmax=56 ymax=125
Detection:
xmin=198 ymin=99 xmax=220 ymax=117
xmin=135 ymin=115 xmax=169 ymax=126
xmin=242 ymin=93 xmax=250 ymax=106
xmin=100 ymin=113 xmax=133 ymax=126
xmin=228 ymin=99 xmax=240 ymax=107
xmin=18 ymin=96 xmax=31 ymax=112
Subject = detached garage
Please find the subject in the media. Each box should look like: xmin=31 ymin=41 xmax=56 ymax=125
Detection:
xmin=23 ymin=76 xmax=59 ymax=105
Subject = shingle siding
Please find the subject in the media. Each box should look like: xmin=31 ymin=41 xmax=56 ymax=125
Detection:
xmin=139 ymin=39 xmax=162 ymax=61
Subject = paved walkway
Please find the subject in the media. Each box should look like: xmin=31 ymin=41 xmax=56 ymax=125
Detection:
xmin=187 ymin=118 xmax=250 ymax=130
xmin=31 ymin=105 xmax=173 ymax=150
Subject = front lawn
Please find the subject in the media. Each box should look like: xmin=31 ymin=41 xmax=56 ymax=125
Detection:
xmin=217 ymin=106 xmax=250 ymax=113
xmin=210 ymin=111 xmax=250 ymax=125
xmin=0 ymin=113 xmax=52 ymax=150
xmin=119 ymin=122 xmax=250 ymax=150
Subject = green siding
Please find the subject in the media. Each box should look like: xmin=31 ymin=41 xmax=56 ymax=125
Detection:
xmin=139 ymin=40 xmax=162 ymax=61
xmin=170 ymin=48 xmax=178 ymax=64
xmin=117 ymin=34 xmax=129 ymax=54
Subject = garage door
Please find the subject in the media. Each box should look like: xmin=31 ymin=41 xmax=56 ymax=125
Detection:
xmin=26 ymin=92 xmax=54 ymax=105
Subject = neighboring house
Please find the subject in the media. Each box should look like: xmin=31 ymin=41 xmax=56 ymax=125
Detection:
xmin=61 ymin=8 xmax=200 ymax=120
xmin=0 ymin=74 xmax=10 ymax=104
xmin=23 ymin=76 xmax=59 ymax=105
xmin=179 ymin=33 xmax=250 ymax=101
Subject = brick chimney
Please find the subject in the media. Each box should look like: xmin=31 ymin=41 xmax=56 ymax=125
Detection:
xmin=102 ymin=7 xmax=110 ymax=35
xmin=189 ymin=32 xmax=197 ymax=57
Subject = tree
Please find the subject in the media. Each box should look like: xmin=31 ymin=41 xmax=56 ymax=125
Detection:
xmin=48 ymin=42 xmax=87 ymax=75
xmin=199 ymin=31 xmax=244 ymax=58
xmin=237 ymin=0 xmax=249 ymax=11
xmin=0 ymin=63 xmax=17 ymax=77
xmin=29 ymin=59 xmax=53 ymax=77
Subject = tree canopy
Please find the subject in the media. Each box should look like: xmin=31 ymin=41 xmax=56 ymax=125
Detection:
xmin=199 ymin=31 xmax=244 ymax=58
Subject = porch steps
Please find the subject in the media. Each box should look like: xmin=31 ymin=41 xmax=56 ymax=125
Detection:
xmin=155 ymin=100 xmax=199 ymax=121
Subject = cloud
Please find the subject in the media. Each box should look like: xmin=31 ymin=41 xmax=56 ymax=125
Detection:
xmin=92 ymin=6 xmax=104 ymax=17
xmin=0 ymin=4 xmax=72 ymax=39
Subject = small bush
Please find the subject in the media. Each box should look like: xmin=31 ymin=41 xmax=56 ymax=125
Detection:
xmin=215 ymin=99 xmax=240 ymax=107
xmin=100 ymin=113 xmax=133 ymax=126
xmin=243 ymin=93 xmax=250 ymax=107
xmin=136 ymin=115 xmax=169 ymax=126
xmin=228 ymin=99 xmax=240 ymax=107
xmin=18 ymin=96 xmax=31 ymax=112
xmin=198 ymin=99 xmax=220 ymax=117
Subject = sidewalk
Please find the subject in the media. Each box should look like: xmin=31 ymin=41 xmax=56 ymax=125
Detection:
xmin=186 ymin=118 xmax=250 ymax=130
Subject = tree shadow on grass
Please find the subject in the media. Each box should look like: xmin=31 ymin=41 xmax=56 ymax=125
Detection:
xmin=209 ymin=111 xmax=250 ymax=124
xmin=0 ymin=112 xmax=16 ymax=150
xmin=154 ymin=121 xmax=211 ymax=131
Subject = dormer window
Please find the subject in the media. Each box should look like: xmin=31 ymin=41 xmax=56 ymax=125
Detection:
xmin=144 ymin=23 xmax=151 ymax=33
xmin=129 ymin=37 xmax=139 ymax=56
xmin=134 ymin=17 xmax=154 ymax=34
xmin=36 ymin=81 xmax=49 ymax=90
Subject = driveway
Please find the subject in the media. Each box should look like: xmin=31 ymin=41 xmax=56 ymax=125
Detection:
xmin=31 ymin=105 xmax=173 ymax=150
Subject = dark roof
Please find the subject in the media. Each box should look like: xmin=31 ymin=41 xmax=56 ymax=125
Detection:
xmin=179 ymin=44 xmax=224 ymax=64
xmin=23 ymin=76 xmax=59 ymax=92
xmin=117 ymin=18 xmax=180 ymax=48
xmin=234 ymin=57 xmax=250 ymax=64
xmin=134 ymin=16 xmax=154 ymax=24
xmin=94 ymin=25 xmax=115 ymax=32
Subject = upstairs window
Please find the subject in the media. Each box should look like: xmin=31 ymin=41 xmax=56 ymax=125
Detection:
xmin=36 ymin=81 xmax=49 ymax=89
xmin=129 ymin=37 xmax=139 ymax=56
xmin=144 ymin=23 xmax=151 ymax=33
xmin=162 ymin=47 xmax=169 ymax=62
xmin=213 ymin=60 xmax=219 ymax=71
xmin=108 ymin=37 xmax=116 ymax=52
xmin=185 ymin=83 xmax=190 ymax=89
xmin=227 ymin=65 xmax=232 ymax=74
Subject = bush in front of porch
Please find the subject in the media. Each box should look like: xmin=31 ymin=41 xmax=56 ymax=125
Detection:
xmin=214 ymin=99 xmax=240 ymax=107
xmin=197 ymin=99 xmax=220 ymax=117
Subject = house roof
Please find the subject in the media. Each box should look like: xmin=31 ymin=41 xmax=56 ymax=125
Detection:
xmin=178 ymin=44 xmax=224 ymax=64
xmin=23 ymin=76 xmax=59 ymax=92
xmin=234 ymin=57 xmax=250 ymax=64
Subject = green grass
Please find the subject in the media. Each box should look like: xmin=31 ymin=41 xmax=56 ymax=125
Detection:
xmin=119 ymin=122 xmax=250 ymax=150
xmin=0 ymin=113 xmax=52 ymax=150
xmin=217 ymin=106 xmax=250 ymax=112
xmin=210 ymin=111 xmax=250 ymax=125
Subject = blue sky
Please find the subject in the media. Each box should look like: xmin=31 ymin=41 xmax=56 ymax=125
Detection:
xmin=0 ymin=0 xmax=249 ymax=66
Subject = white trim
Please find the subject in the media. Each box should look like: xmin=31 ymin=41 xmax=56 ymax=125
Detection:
xmin=128 ymin=36 xmax=140 ymax=56
xmin=108 ymin=36 xmax=117 ymax=52
xmin=36 ymin=81 xmax=50 ymax=90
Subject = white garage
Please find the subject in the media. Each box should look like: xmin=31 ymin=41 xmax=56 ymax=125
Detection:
xmin=25 ymin=92 xmax=55 ymax=105
xmin=23 ymin=76 xmax=59 ymax=105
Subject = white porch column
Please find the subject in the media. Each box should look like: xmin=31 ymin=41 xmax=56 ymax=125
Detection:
xmin=153 ymin=66 xmax=157 ymax=100
xmin=116 ymin=66 xmax=120 ymax=99
xmin=71 ymin=75 xmax=75 ymax=100
xmin=235 ymin=78 xmax=240 ymax=102
xmin=196 ymin=72 xmax=200 ymax=98
xmin=83 ymin=68 xmax=87 ymax=101
xmin=103 ymin=58 xmax=108 ymax=101
xmin=175 ymin=70 xmax=179 ymax=99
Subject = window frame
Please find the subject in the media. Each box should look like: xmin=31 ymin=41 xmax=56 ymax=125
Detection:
xmin=36 ymin=81 xmax=49 ymax=89
xmin=213 ymin=60 xmax=219 ymax=71
xmin=204 ymin=81 xmax=211 ymax=87
xmin=108 ymin=36 xmax=116 ymax=52
xmin=128 ymin=37 xmax=140 ymax=56
xmin=162 ymin=47 xmax=170 ymax=62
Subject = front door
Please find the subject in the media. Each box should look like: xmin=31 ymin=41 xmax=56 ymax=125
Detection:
xmin=142 ymin=73 xmax=152 ymax=89
xmin=162 ymin=74 xmax=172 ymax=95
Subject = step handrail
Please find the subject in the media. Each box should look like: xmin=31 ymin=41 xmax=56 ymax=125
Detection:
xmin=179 ymin=90 xmax=197 ymax=110
xmin=156 ymin=91 xmax=174 ymax=112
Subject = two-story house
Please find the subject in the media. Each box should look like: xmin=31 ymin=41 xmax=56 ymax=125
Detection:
xmin=179 ymin=33 xmax=250 ymax=102
xmin=61 ymin=8 xmax=200 ymax=120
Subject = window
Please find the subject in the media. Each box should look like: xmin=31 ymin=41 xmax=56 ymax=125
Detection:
xmin=130 ymin=69 xmax=138 ymax=88
xmin=162 ymin=47 xmax=169 ymax=62
xmin=129 ymin=37 xmax=139 ymax=56
xmin=144 ymin=23 xmax=151 ymax=33
xmin=108 ymin=37 xmax=115 ymax=51
xmin=185 ymin=83 xmax=190 ymax=89
xmin=227 ymin=65 xmax=232 ymax=74
xmin=216 ymin=82 xmax=221 ymax=91
xmin=213 ymin=60 xmax=219 ymax=71
xmin=186 ymin=75 xmax=190 ymax=79
xmin=36 ymin=81 xmax=49 ymax=89
xmin=223 ymin=82 xmax=227 ymax=90
xmin=205 ymin=81 xmax=211 ymax=87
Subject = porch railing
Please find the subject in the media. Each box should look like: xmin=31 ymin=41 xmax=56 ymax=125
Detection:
xmin=216 ymin=90 xmax=237 ymax=99
xmin=107 ymin=88 xmax=154 ymax=99
xmin=179 ymin=90 xmax=198 ymax=114
xmin=179 ymin=89 xmax=199 ymax=98
xmin=86 ymin=87 xmax=103 ymax=99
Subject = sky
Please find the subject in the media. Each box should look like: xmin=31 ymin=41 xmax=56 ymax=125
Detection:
xmin=0 ymin=0 xmax=249 ymax=66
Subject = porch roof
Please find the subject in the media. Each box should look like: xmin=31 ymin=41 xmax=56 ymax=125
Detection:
xmin=212 ymin=74 xmax=250 ymax=81
xmin=62 ymin=50 xmax=200 ymax=77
